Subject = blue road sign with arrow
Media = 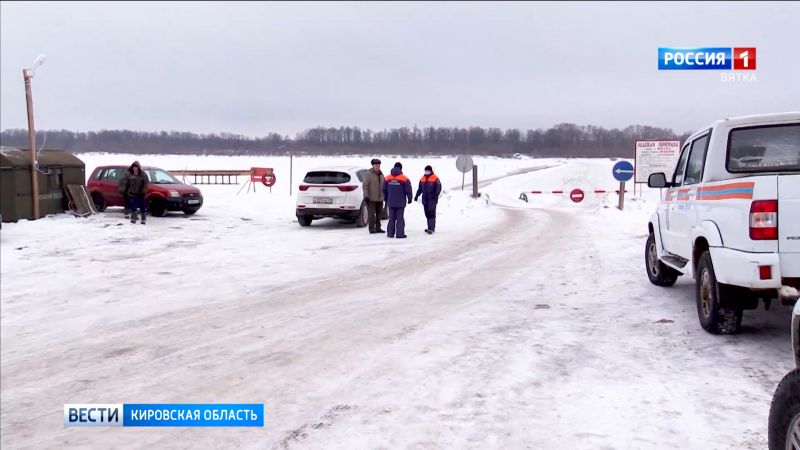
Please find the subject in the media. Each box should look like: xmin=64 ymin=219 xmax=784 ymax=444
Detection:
xmin=613 ymin=161 xmax=634 ymax=182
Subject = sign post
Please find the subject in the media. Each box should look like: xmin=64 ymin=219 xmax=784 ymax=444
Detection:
xmin=472 ymin=165 xmax=479 ymax=198
xmin=455 ymin=155 xmax=474 ymax=191
xmin=612 ymin=160 xmax=634 ymax=210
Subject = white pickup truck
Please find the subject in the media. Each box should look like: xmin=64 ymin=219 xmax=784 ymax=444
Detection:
xmin=646 ymin=112 xmax=799 ymax=334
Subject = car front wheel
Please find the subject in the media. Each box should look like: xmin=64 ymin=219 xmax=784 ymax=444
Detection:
xmin=645 ymin=233 xmax=679 ymax=286
xmin=148 ymin=198 xmax=167 ymax=217
xmin=769 ymin=369 xmax=800 ymax=450
xmin=696 ymin=251 xmax=742 ymax=334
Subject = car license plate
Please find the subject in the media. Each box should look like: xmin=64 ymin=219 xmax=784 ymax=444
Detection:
xmin=187 ymin=199 xmax=200 ymax=204
xmin=313 ymin=197 xmax=333 ymax=204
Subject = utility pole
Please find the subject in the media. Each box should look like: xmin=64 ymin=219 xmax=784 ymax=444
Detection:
xmin=23 ymin=68 xmax=39 ymax=220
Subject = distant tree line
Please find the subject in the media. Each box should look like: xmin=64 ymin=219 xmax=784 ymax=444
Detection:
xmin=0 ymin=124 xmax=690 ymax=157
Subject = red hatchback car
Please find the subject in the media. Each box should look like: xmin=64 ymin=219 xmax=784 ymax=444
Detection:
xmin=87 ymin=165 xmax=204 ymax=216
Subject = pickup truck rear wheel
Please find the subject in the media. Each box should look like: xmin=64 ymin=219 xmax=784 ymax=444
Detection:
xmin=696 ymin=251 xmax=743 ymax=334
xmin=645 ymin=233 xmax=679 ymax=287
xmin=768 ymin=369 xmax=800 ymax=450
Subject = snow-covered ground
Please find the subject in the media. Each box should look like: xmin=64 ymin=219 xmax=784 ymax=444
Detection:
xmin=0 ymin=156 xmax=793 ymax=449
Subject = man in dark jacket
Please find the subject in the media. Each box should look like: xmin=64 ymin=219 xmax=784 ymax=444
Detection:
xmin=362 ymin=158 xmax=385 ymax=234
xmin=414 ymin=165 xmax=442 ymax=234
xmin=382 ymin=162 xmax=412 ymax=238
xmin=126 ymin=161 xmax=149 ymax=224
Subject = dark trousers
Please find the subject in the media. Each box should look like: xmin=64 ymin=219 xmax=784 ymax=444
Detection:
xmin=387 ymin=207 xmax=405 ymax=237
xmin=423 ymin=200 xmax=437 ymax=231
xmin=367 ymin=200 xmax=383 ymax=231
xmin=123 ymin=194 xmax=131 ymax=212
xmin=129 ymin=195 xmax=146 ymax=215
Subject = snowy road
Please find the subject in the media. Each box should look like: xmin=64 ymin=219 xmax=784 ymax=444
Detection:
xmin=0 ymin=157 xmax=793 ymax=449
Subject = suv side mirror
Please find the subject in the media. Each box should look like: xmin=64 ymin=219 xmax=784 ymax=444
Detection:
xmin=648 ymin=172 xmax=669 ymax=188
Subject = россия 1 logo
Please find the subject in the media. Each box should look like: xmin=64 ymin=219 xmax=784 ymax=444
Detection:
xmin=658 ymin=47 xmax=757 ymax=82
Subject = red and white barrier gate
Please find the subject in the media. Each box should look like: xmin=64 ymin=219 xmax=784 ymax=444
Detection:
xmin=519 ymin=188 xmax=629 ymax=203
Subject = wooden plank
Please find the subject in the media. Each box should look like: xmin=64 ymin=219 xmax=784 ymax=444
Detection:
xmin=64 ymin=185 xmax=97 ymax=217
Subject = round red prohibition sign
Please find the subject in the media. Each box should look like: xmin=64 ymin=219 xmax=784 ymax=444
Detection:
xmin=570 ymin=188 xmax=585 ymax=203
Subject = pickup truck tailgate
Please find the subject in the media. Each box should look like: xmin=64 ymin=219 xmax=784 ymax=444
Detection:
xmin=780 ymin=175 xmax=800 ymax=276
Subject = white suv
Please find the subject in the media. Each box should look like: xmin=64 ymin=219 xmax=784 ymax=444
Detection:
xmin=646 ymin=112 xmax=799 ymax=334
xmin=295 ymin=166 xmax=369 ymax=227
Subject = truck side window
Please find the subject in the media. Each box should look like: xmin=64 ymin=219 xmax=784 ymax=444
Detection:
xmin=683 ymin=134 xmax=710 ymax=185
xmin=673 ymin=145 xmax=690 ymax=185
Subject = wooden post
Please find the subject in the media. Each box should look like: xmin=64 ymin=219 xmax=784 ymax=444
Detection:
xmin=472 ymin=166 xmax=479 ymax=198
xmin=24 ymin=69 xmax=39 ymax=219
xmin=618 ymin=181 xmax=625 ymax=210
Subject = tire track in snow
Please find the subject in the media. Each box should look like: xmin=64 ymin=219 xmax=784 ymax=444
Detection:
xmin=0 ymin=172 xmax=572 ymax=449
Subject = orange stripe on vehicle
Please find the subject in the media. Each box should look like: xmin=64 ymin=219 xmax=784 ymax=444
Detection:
xmin=699 ymin=193 xmax=754 ymax=200
xmin=698 ymin=182 xmax=755 ymax=193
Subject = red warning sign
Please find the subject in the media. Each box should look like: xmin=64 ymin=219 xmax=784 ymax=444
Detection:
xmin=570 ymin=188 xmax=585 ymax=203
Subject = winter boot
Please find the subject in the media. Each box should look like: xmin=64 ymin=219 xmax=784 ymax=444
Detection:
xmin=130 ymin=211 xmax=138 ymax=223
xmin=141 ymin=213 xmax=146 ymax=225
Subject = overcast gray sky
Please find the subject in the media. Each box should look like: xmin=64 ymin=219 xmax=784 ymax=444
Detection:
xmin=1 ymin=1 xmax=798 ymax=137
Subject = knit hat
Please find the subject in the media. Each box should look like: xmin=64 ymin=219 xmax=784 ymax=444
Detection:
xmin=424 ymin=165 xmax=433 ymax=172
xmin=394 ymin=162 xmax=403 ymax=169
xmin=371 ymin=158 xmax=381 ymax=165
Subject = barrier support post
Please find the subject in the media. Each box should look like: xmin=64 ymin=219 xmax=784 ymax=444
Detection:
xmin=472 ymin=166 xmax=479 ymax=198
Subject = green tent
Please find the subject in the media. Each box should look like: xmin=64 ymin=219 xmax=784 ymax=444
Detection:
xmin=0 ymin=147 xmax=86 ymax=222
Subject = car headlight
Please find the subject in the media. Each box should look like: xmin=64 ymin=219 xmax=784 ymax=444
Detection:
xmin=169 ymin=190 xmax=180 ymax=198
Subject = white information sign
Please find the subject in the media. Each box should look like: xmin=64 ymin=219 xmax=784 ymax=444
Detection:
xmin=634 ymin=140 xmax=681 ymax=184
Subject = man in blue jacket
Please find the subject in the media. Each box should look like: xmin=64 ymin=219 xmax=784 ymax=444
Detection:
xmin=414 ymin=165 xmax=442 ymax=234
xmin=382 ymin=162 xmax=413 ymax=238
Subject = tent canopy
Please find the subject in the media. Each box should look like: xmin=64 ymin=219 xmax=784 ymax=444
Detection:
xmin=0 ymin=147 xmax=85 ymax=169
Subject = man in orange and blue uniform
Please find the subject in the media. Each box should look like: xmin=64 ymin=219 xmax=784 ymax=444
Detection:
xmin=414 ymin=165 xmax=442 ymax=234
xmin=382 ymin=162 xmax=413 ymax=238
